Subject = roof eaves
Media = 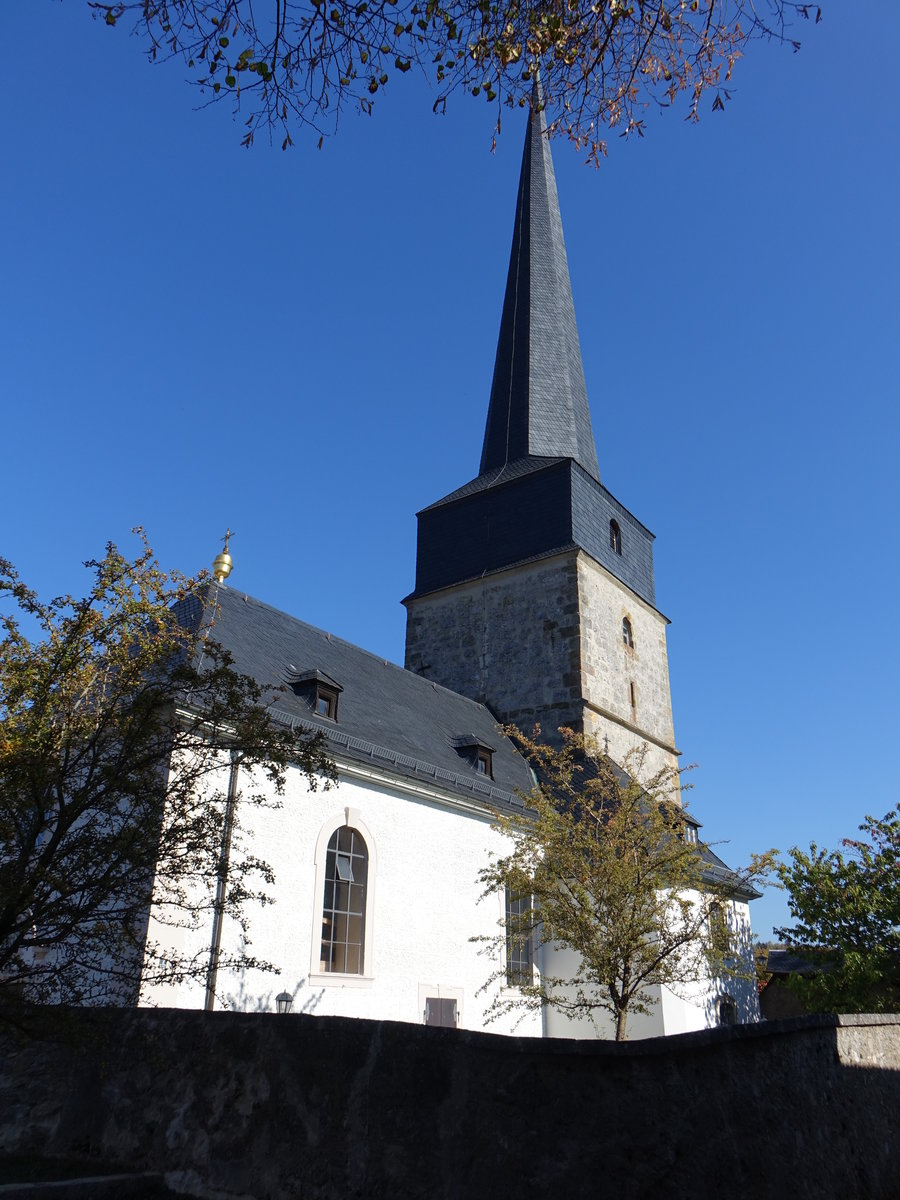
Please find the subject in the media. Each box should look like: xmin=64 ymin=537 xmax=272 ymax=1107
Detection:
xmin=403 ymin=542 xmax=581 ymax=605
xmin=270 ymin=706 xmax=529 ymax=813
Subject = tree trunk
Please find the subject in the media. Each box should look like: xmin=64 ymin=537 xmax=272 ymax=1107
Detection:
xmin=615 ymin=1007 xmax=628 ymax=1041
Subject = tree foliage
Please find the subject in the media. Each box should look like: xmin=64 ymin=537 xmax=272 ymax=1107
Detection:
xmin=775 ymin=808 xmax=900 ymax=1014
xmin=0 ymin=532 xmax=334 ymax=1007
xmin=476 ymin=727 xmax=770 ymax=1039
xmin=95 ymin=0 xmax=819 ymax=155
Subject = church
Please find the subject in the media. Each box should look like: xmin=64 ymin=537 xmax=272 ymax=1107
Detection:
xmin=142 ymin=92 xmax=760 ymax=1038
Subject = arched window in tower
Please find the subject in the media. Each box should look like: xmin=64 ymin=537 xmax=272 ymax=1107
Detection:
xmin=609 ymin=520 xmax=622 ymax=555
xmin=622 ymin=617 xmax=634 ymax=649
xmin=320 ymin=826 xmax=368 ymax=974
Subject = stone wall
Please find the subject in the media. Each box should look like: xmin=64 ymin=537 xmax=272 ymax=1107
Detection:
xmin=1 ymin=1008 xmax=899 ymax=1200
xmin=404 ymin=552 xmax=585 ymax=734
xmin=577 ymin=553 xmax=678 ymax=780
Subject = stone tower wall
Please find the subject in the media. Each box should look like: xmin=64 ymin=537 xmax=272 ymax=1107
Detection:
xmin=577 ymin=554 xmax=679 ymax=782
xmin=405 ymin=550 xmax=679 ymax=782
xmin=404 ymin=553 xmax=584 ymax=738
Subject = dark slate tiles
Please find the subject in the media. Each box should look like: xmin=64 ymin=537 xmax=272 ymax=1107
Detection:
xmin=206 ymin=586 xmax=536 ymax=806
xmin=480 ymin=95 xmax=600 ymax=482
xmin=411 ymin=457 xmax=659 ymax=612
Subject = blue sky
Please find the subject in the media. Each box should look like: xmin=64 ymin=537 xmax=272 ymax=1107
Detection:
xmin=3 ymin=2 xmax=899 ymax=939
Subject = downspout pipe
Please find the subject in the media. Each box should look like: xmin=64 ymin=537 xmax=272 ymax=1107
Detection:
xmin=204 ymin=752 xmax=240 ymax=1012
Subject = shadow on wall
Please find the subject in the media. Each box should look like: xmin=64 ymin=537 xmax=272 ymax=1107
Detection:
xmin=0 ymin=1007 xmax=898 ymax=1200
xmin=221 ymin=977 xmax=324 ymax=1015
xmin=700 ymin=976 xmax=758 ymax=1029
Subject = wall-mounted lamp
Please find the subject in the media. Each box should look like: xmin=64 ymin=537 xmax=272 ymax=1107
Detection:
xmin=275 ymin=991 xmax=293 ymax=1014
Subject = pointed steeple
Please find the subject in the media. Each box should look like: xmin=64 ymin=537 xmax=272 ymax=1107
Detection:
xmin=480 ymin=83 xmax=601 ymax=482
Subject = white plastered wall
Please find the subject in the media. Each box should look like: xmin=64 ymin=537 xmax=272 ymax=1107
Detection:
xmin=540 ymin=890 xmax=759 ymax=1041
xmin=141 ymin=757 xmax=542 ymax=1039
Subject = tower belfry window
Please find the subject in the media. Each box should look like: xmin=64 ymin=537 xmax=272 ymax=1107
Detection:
xmin=622 ymin=617 xmax=634 ymax=648
xmin=610 ymin=520 xmax=622 ymax=555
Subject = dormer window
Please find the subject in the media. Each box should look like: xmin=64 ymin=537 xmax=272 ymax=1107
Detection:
xmin=452 ymin=735 xmax=495 ymax=779
xmin=609 ymin=520 xmax=622 ymax=555
xmin=286 ymin=667 xmax=343 ymax=722
xmin=315 ymin=687 xmax=339 ymax=720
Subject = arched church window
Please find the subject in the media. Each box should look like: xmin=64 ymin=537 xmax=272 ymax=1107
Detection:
xmin=609 ymin=520 xmax=622 ymax=555
xmin=622 ymin=617 xmax=634 ymax=648
xmin=320 ymin=826 xmax=368 ymax=974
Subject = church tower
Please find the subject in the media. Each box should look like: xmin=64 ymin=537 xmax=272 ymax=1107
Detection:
xmin=403 ymin=94 xmax=679 ymax=781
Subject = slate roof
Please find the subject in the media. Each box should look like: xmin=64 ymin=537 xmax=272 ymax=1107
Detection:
xmin=480 ymin=83 xmax=601 ymax=482
xmin=410 ymin=94 xmax=660 ymax=612
xmin=698 ymin=844 xmax=761 ymax=901
xmin=421 ymin=456 xmax=568 ymax=511
xmin=188 ymin=586 xmax=536 ymax=811
xmin=409 ymin=457 xmax=660 ymax=611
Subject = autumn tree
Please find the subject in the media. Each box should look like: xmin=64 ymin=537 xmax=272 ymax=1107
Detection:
xmin=0 ymin=532 xmax=334 ymax=1007
xmin=476 ymin=728 xmax=770 ymax=1040
xmin=95 ymin=0 xmax=819 ymax=155
xmin=775 ymin=808 xmax=900 ymax=1014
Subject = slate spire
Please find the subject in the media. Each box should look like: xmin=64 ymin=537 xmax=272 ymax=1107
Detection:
xmin=480 ymin=83 xmax=601 ymax=482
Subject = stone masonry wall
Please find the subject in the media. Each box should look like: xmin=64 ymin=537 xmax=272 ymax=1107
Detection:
xmin=1 ymin=1008 xmax=899 ymax=1200
xmin=404 ymin=549 xmax=679 ymax=784
xmin=404 ymin=553 xmax=584 ymax=736
xmin=577 ymin=553 xmax=678 ymax=781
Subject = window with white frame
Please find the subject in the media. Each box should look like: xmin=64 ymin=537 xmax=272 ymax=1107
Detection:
xmin=319 ymin=826 xmax=368 ymax=974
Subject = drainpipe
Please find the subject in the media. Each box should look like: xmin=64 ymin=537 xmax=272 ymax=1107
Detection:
xmin=204 ymin=752 xmax=240 ymax=1012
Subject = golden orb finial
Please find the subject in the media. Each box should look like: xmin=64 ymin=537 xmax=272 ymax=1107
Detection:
xmin=212 ymin=528 xmax=234 ymax=583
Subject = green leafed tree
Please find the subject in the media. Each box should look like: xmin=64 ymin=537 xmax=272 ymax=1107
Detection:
xmin=475 ymin=727 xmax=772 ymax=1040
xmin=775 ymin=809 xmax=900 ymax=1014
xmin=0 ymin=532 xmax=334 ymax=1007
xmin=95 ymin=0 xmax=819 ymax=155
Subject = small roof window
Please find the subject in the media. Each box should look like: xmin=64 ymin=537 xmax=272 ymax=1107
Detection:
xmin=452 ymin=734 xmax=495 ymax=780
xmin=287 ymin=667 xmax=343 ymax=721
